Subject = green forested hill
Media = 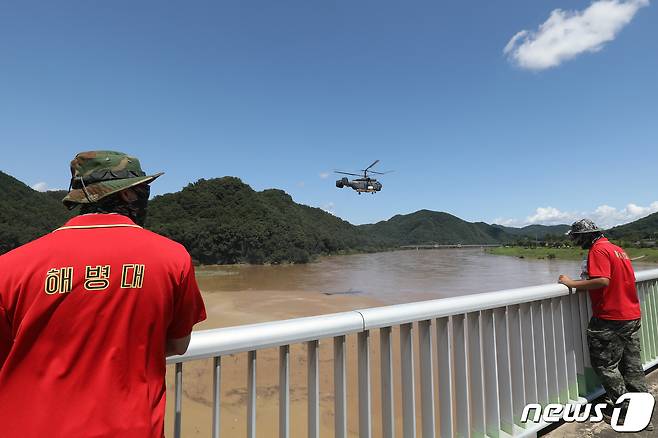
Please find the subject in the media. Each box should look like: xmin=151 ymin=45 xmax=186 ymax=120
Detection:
xmin=145 ymin=177 xmax=383 ymax=264
xmin=492 ymin=223 xmax=571 ymax=238
xmin=146 ymin=183 xmax=519 ymax=263
xmin=0 ymin=171 xmax=73 ymax=253
xmin=4 ymin=171 xmax=656 ymax=263
xmin=359 ymin=210 xmax=512 ymax=245
xmin=43 ymin=190 xmax=70 ymax=203
xmin=608 ymin=212 xmax=658 ymax=241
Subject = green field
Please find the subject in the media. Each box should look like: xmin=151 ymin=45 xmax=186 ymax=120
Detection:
xmin=486 ymin=246 xmax=658 ymax=264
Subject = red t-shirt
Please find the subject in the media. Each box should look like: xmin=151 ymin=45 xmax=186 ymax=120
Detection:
xmin=0 ymin=214 xmax=206 ymax=438
xmin=587 ymin=237 xmax=641 ymax=320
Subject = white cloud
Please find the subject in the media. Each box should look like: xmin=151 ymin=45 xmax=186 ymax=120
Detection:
xmin=495 ymin=201 xmax=658 ymax=229
xmin=31 ymin=181 xmax=49 ymax=192
xmin=297 ymin=181 xmax=306 ymax=188
xmin=319 ymin=172 xmax=330 ymax=179
xmin=504 ymin=0 xmax=649 ymax=70
xmin=591 ymin=202 xmax=658 ymax=226
xmin=494 ymin=206 xmax=578 ymax=227
xmin=527 ymin=206 xmax=575 ymax=224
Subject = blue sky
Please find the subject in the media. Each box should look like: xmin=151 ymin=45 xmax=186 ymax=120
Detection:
xmin=1 ymin=1 xmax=656 ymax=227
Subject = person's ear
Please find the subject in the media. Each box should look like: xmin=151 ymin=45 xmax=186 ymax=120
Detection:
xmin=118 ymin=188 xmax=138 ymax=203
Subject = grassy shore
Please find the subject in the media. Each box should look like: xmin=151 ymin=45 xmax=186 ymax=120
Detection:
xmin=486 ymin=246 xmax=658 ymax=264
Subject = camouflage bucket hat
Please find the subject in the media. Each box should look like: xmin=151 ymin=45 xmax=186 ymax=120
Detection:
xmin=566 ymin=218 xmax=604 ymax=235
xmin=62 ymin=150 xmax=163 ymax=208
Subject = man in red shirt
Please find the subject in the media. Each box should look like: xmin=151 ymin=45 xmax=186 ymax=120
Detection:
xmin=558 ymin=218 xmax=652 ymax=427
xmin=0 ymin=151 xmax=206 ymax=437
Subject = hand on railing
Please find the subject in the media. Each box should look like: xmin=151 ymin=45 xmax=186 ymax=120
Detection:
xmin=558 ymin=274 xmax=576 ymax=294
xmin=559 ymin=274 xmax=609 ymax=293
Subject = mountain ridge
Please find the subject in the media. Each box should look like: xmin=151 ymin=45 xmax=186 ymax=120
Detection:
xmin=607 ymin=212 xmax=658 ymax=241
xmin=492 ymin=223 xmax=571 ymax=238
xmin=4 ymin=171 xmax=648 ymax=263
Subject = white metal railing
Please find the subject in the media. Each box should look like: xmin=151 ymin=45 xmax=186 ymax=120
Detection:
xmin=167 ymin=268 xmax=658 ymax=437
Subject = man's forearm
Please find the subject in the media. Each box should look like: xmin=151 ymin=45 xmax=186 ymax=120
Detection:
xmin=566 ymin=278 xmax=609 ymax=291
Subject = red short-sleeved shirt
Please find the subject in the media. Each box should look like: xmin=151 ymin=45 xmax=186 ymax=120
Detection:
xmin=0 ymin=213 xmax=206 ymax=438
xmin=587 ymin=237 xmax=641 ymax=320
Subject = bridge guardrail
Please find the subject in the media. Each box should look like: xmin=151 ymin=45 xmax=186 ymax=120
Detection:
xmin=167 ymin=268 xmax=658 ymax=438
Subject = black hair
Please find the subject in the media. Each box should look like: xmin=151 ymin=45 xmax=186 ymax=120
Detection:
xmin=78 ymin=185 xmax=150 ymax=226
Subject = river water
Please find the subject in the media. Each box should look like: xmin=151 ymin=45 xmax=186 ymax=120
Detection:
xmin=196 ymin=249 xmax=589 ymax=305
xmin=171 ymin=249 xmax=655 ymax=438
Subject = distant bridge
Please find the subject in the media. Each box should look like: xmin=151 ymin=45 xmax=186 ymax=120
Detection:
xmin=399 ymin=243 xmax=502 ymax=249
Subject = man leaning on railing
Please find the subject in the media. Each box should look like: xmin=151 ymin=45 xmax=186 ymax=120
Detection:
xmin=0 ymin=151 xmax=206 ymax=438
xmin=558 ymin=218 xmax=654 ymax=431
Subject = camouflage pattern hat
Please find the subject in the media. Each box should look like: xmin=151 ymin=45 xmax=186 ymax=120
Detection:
xmin=62 ymin=150 xmax=163 ymax=208
xmin=566 ymin=218 xmax=604 ymax=235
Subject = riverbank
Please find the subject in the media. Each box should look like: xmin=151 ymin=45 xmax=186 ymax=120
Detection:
xmin=486 ymin=246 xmax=658 ymax=264
xmin=191 ymin=245 xmax=407 ymax=268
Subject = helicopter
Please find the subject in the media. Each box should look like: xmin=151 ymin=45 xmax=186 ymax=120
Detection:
xmin=334 ymin=160 xmax=392 ymax=194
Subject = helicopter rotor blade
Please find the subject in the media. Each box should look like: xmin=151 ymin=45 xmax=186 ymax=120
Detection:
xmin=334 ymin=171 xmax=362 ymax=177
xmin=362 ymin=159 xmax=380 ymax=172
xmin=369 ymin=170 xmax=394 ymax=175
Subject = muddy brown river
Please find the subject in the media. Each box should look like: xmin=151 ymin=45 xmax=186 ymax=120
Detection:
xmin=196 ymin=249 xmax=586 ymax=305
xmin=165 ymin=250 xmax=655 ymax=437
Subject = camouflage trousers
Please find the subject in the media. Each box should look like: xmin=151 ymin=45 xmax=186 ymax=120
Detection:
xmin=587 ymin=316 xmax=649 ymax=406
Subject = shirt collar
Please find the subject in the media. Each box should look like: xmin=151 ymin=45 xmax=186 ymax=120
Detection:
xmin=55 ymin=213 xmax=141 ymax=231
